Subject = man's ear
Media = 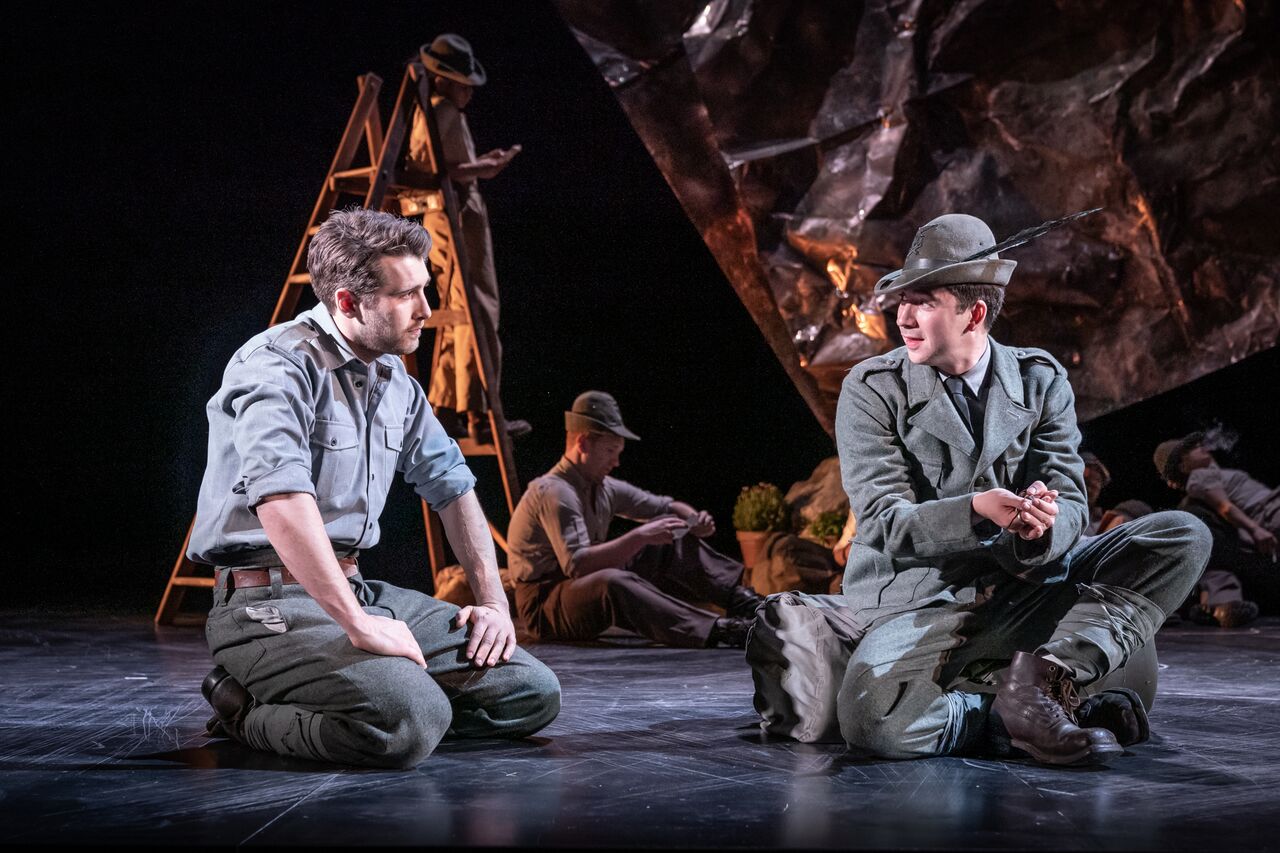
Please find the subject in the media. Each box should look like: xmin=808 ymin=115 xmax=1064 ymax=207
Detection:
xmin=966 ymin=300 xmax=987 ymax=333
xmin=334 ymin=289 xmax=360 ymax=318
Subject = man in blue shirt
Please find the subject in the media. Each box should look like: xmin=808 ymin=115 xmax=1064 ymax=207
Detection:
xmin=188 ymin=208 xmax=560 ymax=768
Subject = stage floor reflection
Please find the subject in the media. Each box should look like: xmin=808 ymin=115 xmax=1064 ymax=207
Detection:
xmin=1 ymin=613 xmax=1276 ymax=849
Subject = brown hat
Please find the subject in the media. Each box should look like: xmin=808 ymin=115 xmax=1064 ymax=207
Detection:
xmin=565 ymin=391 xmax=640 ymax=441
xmin=419 ymin=34 xmax=487 ymax=87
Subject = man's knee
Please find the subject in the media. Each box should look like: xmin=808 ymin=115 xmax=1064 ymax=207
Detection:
xmin=1133 ymin=510 xmax=1213 ymax=572
xmin=593 ymin=568 xmax=646 ymax=599
xmin=509 ymin=657 xmax=563 ymax=738
xmin=357 ymin=681 xmax=453 ymax=769
xmin=837 ymin=667 xmax=935 ymax=760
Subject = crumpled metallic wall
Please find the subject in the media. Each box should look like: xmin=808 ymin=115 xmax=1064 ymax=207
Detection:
xmin=556 ymin=0 xmax=1279 ymax=429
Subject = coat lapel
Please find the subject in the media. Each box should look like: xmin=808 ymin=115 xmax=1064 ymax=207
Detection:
xmin=976 ymin=340 xmax=1037 ymax=473
xmin=905 ymin=357 xmax=977 ymax=458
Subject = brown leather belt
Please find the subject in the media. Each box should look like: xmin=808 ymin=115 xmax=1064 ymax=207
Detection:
xmin=228 ymin=557 xmax=359 ymax=590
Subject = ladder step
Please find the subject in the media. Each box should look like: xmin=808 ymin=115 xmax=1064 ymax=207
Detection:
xmin=330 ymin=167 xmax=441 ymax=196
xmin=170 ymin=576 xmax=216 ymax=589
xmin=287 ymin=273 xmax=311 ymax=285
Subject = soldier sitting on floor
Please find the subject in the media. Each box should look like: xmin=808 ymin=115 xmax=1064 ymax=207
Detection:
xmin=507 ymin=391 xmax=763 ymax=649
xmin=833 ymin=213 xmax=1210 ymax=766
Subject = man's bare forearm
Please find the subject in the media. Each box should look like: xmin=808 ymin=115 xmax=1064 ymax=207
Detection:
xmin=567 ymin=531 xmax=648 ymax=577
xmin=256 ymin=493 xmax=369 ymax=632
xmin=437 ymin=490 xmax=508 ymax=612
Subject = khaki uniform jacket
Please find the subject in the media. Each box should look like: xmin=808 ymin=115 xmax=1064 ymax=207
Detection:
xmin=836 ymin=339 xmax=1088 ymax=627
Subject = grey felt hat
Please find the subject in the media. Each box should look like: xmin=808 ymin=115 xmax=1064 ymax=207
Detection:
xmin=420 ymin=34 xmax=487 ymax=87
xmin=565 ymin=391 xmax=641 ymax=441
xmin=875 ymin=213 xmax=1017 ymax=295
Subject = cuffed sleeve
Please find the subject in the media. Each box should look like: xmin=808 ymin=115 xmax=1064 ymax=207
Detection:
xmin=837 ymin=380 xmax=988 ymax=559
xmin=541 ymin=484 xmax=593 ymax=577
xmin=608 ymin=478 xmax=672 ymax=521
xmin=399 ymin=377 xmax=476 ymax=511
xmin=223 ymin=345 xmax=318 ymax=513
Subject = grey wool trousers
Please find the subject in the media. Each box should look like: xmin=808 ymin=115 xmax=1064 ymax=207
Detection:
xmin=206 ymin=572 xmax=561 ymax=769
xmin=837 ymin=511 xmax=1210 ymax=758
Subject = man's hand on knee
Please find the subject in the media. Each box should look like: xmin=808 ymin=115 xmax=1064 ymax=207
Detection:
xmin=348 ymin=614 xmax=428 ymax=668
xmin=455 ymin=605 xmax=517 ymax=668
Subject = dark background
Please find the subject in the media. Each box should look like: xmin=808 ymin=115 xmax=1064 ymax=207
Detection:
xmin=11 ymin=2 xmax=1276 ymax=613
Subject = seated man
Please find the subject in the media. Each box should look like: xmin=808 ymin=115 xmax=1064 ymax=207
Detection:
xmin=835 ymin=213 xmax=1210 ymax=766
xmin=508 ymin=391 xmax=762 ymax=648
xmin=188 ymin=208 xmax=560 ymax=769
xmin=1155 ymin=431 xmax=1279 ymax=625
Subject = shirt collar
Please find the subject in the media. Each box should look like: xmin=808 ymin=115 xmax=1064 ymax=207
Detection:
xmin=939 ymin=339 xmax=991 ymax=396
xmin=552 ymin=456 xmax=597 ymax=494
xmin=304 ymin=304 xmax=397 ymax=371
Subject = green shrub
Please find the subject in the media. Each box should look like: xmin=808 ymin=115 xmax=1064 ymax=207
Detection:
xmin=732 ymin=483 xmax=790 ymax=532
xmin=806 ymin=509 xmax=846 ymax=540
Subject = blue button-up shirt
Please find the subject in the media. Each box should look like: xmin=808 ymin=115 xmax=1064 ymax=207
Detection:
xmin=188 ymin=304 xmax=476 ymax=566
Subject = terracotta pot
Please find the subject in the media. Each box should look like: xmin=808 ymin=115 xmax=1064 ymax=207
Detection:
xmin=735 ymin=530 xmax=771 ymax=583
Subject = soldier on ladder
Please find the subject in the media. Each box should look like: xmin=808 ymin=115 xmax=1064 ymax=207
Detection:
xmin=401 ymin=34 xmax=531 ymax=445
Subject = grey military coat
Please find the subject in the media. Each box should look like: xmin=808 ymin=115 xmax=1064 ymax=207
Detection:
xmin=835 ymin=338 xmax=1089 ymax=627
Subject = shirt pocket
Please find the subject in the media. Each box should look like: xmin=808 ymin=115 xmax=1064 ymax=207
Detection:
xmin=382 ymin=424 xmax=404 ymax=483
xmin=310 ymin=419 xmax=360 ymax=506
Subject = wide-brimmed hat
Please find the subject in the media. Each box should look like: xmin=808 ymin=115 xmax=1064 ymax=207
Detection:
xmin=1153 ymin=434 xmax=1200 ymax=484
xmin=565 ymin=390 xmax=641 ymax=441
xmin=875 ymin=214 xmax=1017 ymax=295
xmin=419 ymin=34 xmax=486 ymax=87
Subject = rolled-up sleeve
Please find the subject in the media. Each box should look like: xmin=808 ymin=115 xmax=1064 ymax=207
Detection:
xmin=534 ymin=482 xmax=589 ymax=575
xmin=609 ymin=479 xmax=672 ymax=521
xmin=223 ymin=344 xmax=318 ymax=512
xmin=399 ymin=377 xmax=476 ymax=510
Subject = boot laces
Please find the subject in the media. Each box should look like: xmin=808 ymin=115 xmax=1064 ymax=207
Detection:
xmin=1049 ymin=675 xmax=1081 ymax=725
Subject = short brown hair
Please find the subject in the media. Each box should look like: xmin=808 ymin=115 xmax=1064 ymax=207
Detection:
xmin=306 ymin=208 xmax=431 ymax=310
xmin=942 ymin=284 xmax=1005 ymax=330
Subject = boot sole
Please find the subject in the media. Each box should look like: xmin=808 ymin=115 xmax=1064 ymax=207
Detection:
xmin=1012 ymin=737 xmax=1123 ymax=767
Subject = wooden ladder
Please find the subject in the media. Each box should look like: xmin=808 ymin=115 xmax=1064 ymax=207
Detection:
xmin=157 ymin=63 xmax=520 ymax=624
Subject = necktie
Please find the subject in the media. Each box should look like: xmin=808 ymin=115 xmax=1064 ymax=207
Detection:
xmin=944 ymin=376 xmax=975 ymax=435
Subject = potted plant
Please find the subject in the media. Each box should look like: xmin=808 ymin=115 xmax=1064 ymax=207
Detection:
xmin=805 ymin=509 xmax=847 ymax=549
xmin=732 ymin=482 xmax=791 ymax=574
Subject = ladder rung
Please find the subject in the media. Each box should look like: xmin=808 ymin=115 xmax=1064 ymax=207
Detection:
xmin=332 ymin=166 xmax=376 ymax=180
xmin=287 ymin=273 xmax=311 ymax=285
xmin=330 ymin=166 xmax=378 ymax=194
xmin=423 ymin=309 xmax=469 ymax=329
xmin=170 ymin=577 xmax=215 ymax=589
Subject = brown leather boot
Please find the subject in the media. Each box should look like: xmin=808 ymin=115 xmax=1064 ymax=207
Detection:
xmin=992 ymin=651 xmax=1122 ymax=766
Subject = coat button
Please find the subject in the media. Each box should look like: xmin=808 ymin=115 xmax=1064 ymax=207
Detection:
xmin=330 ymin=438 xmax=337 ymax=446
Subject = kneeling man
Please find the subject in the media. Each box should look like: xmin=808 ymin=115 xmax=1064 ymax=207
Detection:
xmin=509 ymin=391 xmax=762 ymax=648
xmin=835 ymin=214 xmax=1209 ymax=765
xmin=188 ymin=208 xmax=560 ymax=769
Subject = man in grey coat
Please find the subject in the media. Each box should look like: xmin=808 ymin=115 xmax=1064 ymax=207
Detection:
xmin=834 ymin=213 xmax=1210 ymax=766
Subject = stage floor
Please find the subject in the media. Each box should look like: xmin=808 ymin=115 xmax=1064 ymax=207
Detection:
xmin=1 ymin=612 xmax=1276 ymax=850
